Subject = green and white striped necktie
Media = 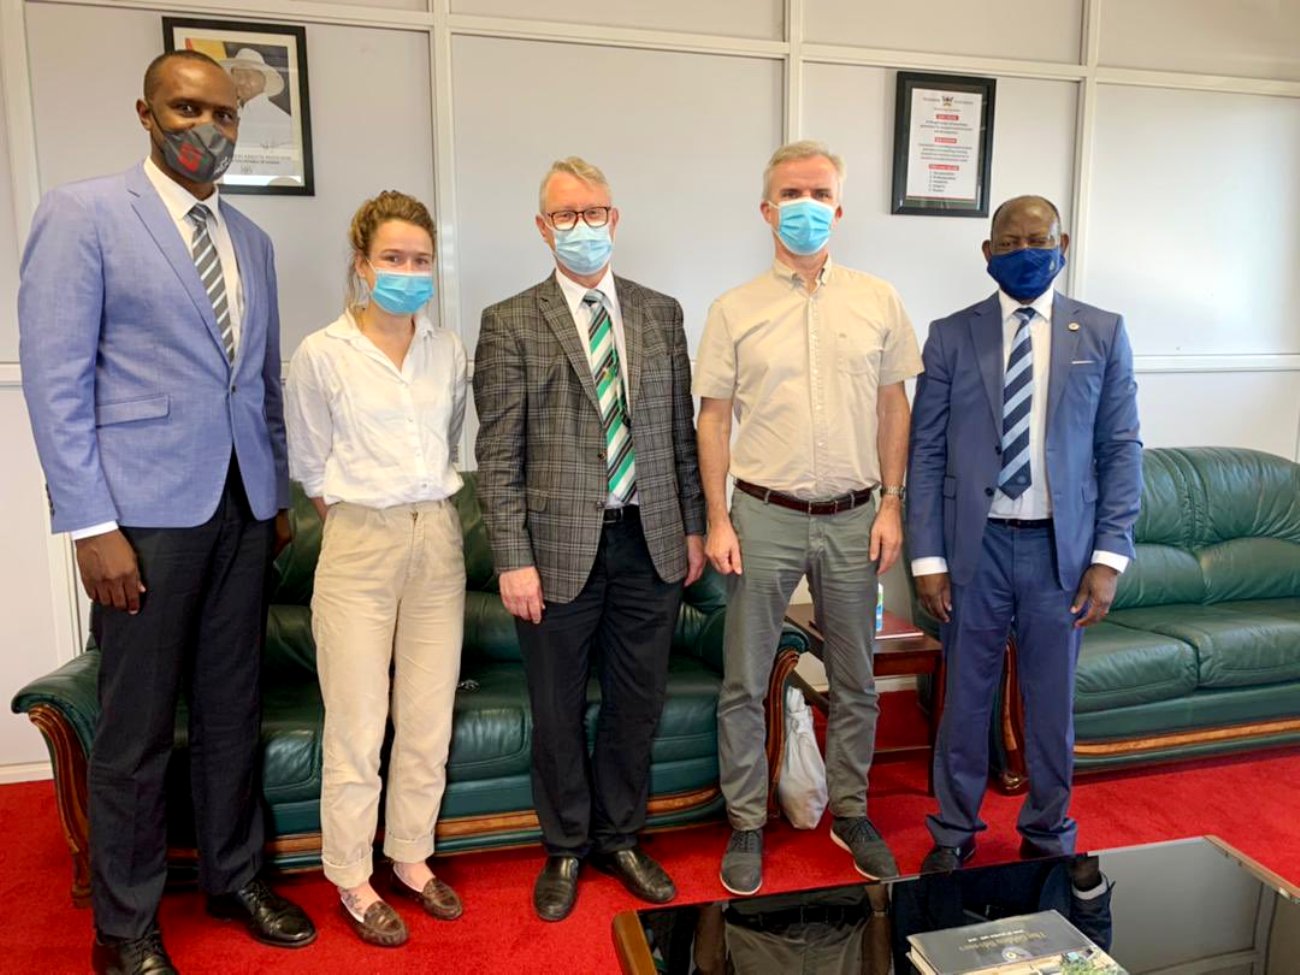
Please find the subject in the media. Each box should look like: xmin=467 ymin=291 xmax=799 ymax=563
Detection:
xmin=583 ymin=289 xmax=637 ymax=505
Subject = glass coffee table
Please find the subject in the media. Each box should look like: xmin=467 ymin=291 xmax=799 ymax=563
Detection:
xmin=612 ymin=836 xmax=1299 ymax=973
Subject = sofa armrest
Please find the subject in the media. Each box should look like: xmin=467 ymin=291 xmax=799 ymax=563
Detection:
xmin=10 ymin=649 xmax=99 ymax=907
xmin=11 ymin=648 xmax=101 ymax=755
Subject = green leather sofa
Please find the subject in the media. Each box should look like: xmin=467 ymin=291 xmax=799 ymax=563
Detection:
xmin=13 ymin=473 xmax=807 ymax=904
xmin=993 ymin=448 xmax=1300 ymax=785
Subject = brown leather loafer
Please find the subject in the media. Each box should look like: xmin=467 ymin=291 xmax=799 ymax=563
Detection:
xmin=341 ymin=900 xmax=408 ymax=948
xmin=389 ymin=865 xmax=464 ymax=920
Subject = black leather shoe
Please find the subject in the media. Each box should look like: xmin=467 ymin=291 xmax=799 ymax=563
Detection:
xmin=591 ymin=846 xmax=677 ymax=904
xmin=92 ymin=929 xmax=177 ymax=975
xmin=534 ymin=855 xmax=581 ymax=922
xmin=920 ymin=839 xmax=976 ymax=874
xmin=207 ymin=876 xmax=317 ymax=948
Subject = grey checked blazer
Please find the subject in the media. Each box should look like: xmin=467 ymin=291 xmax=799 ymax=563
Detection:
xmin=473 ymin=273 xmax=706 ymax=604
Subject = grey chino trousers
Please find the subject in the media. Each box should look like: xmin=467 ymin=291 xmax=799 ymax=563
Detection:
xmin=717 ymin=490 xmax=881 ymax=830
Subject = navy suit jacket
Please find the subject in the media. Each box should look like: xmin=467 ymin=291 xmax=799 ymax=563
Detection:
xmin=19 ymin=163 xmax=289 ymax=533
xmin=907 ymin=292 xmax=1143 ymax=589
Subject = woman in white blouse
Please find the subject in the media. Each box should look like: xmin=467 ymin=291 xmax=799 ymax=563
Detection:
xmin=285 ymin=191 xmax=467 ymax=948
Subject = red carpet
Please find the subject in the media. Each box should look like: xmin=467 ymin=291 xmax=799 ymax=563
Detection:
xmin=3 ymin=691 xmax=1299 ymax=973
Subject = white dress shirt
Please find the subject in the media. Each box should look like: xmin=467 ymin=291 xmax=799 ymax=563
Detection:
xmin=143 ymin=156 xmax=244 ymax=348
xmin=553 ymin=266 xmax=637 ymax=507
xmin=71 ymin=158 xmax=245 ymax=542
xmin=285 ymin=310 xmax=467 ymax=508
xmin=911 ymin=289 xmax=1129 ymax=577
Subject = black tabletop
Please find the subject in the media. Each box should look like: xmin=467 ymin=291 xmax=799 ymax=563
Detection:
xmin=627 ymin=837 xmax=1299 ymax=974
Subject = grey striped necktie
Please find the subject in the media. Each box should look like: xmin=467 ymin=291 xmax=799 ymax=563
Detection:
xmin=998 ymin=307 xmax=1035 ymax=498
xmin=186 ymin=203 xmax=235 ymax=362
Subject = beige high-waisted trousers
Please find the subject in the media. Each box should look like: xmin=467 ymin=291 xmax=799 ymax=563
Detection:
xmin=312 ymin=499 xmax=465 ymax=888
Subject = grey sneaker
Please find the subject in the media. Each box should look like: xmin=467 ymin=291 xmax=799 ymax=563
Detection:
xmin=830 ymin=816 xmax=899 ymax=880
xmin=719 ymin=828 xmax=763 ymax=896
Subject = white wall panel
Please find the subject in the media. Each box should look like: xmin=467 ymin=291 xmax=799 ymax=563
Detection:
xmin=451 ymin=0 xmax=783 ymax=41
xmin=24 ymin=5 xmax=436 ymax=357
xmin=452 ymin=35 xmax=782 ymax=354
xmin=0 ymin=385 xmax=61 ymax=773
xmin=0 ymin=33 xmax=22 ymax=362
xmin=1087 ymin=85 xmax=1300 ymax=358
xmin=1099 ymin=0 xmax=1300 ymax=82
xmin=805 ymin=0 xmax=1083 ymax=64
xmin=1137 ymin=371 xmax=1300 ymax=460
xmin=802 ymin=65 xmax=1077 ymax=337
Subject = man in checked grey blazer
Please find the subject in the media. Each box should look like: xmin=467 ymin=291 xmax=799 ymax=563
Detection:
xmin=473 ymin=157 xmax=706 ymax=922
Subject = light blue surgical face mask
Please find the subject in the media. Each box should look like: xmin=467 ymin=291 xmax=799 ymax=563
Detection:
xmin=552 ymin=222 xmax=613 ymax=276
xmin=775 ymin=198 xmax=836 ymax=256
xmin=368 ymin=264 xmax=435 ymax=315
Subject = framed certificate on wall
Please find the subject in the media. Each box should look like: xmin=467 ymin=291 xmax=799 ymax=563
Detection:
xmin=891 ymin=71 xmax=996 ymax=217
xmin=163 ymin=17 xmax=315 ymax=196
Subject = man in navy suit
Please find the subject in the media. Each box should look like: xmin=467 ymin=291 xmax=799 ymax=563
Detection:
xmin=19 ymin=51 xmax=314 ymax=973
xmin=906 ymin=195 xmax=1142 ymax=872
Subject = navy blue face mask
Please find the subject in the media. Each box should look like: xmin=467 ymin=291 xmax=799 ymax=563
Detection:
xmin=987 ymin=246 xmax=1066 ymax=302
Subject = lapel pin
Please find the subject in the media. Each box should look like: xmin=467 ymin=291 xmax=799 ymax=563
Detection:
xmin=1067 ymin=321 xmax=1081 ymax=332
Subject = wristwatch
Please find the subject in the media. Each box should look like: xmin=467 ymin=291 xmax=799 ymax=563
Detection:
xmin=880 ymin=485 xmax=905 ymax=499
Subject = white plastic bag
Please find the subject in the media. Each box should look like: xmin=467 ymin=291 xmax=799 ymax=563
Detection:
xmin=776 ymin=684 xmax=828 ymax=829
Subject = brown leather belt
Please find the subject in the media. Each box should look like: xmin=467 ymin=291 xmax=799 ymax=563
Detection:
xmin=735 ymin=480 xmax=874 ymax=516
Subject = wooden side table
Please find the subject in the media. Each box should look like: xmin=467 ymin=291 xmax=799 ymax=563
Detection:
xmin=782 ymin=603 xmax=945 ymax=795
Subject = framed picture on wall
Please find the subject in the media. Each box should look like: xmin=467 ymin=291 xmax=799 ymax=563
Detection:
xmin=891 ymin=71 xmax=995 ymax=217
xmin=162 ymin=17 xmax=314 ymax=195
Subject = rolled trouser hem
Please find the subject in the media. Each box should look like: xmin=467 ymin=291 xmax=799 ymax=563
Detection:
xmin=322 ymin=853 xmax=373 ymax=890
xmin=384 ymin=833 xmax=435 ymax=864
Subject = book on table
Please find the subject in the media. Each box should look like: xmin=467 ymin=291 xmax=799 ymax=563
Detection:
xmin=906 ymin=909 xmax=1129 ymax=974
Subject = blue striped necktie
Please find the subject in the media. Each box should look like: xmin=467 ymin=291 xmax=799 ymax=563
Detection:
xmin=998 ymin=307 xmax=1035 ymax=499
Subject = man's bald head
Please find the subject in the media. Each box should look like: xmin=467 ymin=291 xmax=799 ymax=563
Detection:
xmin=990 ymin=195 xmax=1062 ymax=239
xmin=984 ymin=194 xmax=1069 ymax=263
xmin=143 ymin=50 xmax=226 ymax=101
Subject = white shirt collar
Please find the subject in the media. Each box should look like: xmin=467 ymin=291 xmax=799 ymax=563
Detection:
xmin=997 ymin=287 xmax=1056 ymax=325
xmin=325 ymin=308 xmax=436 ymax=345
xmin=554 ymin=265 xmax=619 ymax=320
xmin=143 ymin=156 xmax=222 ymax=228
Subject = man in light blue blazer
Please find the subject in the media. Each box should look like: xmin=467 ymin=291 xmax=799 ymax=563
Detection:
xmin=19 ymin=50 xmax=314 ymax=974
xmin=906 ymin=196 xmax=1142 ymax=873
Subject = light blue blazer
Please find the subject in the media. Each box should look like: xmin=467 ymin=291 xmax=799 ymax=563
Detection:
xmin=19 ymin=163 xmax=289 ymax=534
xmin=907 ymin=292 xmax=1143 ymax=589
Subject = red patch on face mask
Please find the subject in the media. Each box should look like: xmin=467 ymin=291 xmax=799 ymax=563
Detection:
xmin=177 ymin=142 xmax=205 ymax=173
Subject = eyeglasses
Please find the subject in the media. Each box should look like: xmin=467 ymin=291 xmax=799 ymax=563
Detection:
xmin=546 ymin=207 xmax=612 ymax=231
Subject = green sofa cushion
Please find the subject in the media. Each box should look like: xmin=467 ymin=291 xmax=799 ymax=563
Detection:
xmin=1108 ymin=604 xmax=1300 ymax=689
xmin=1228 ymin=597 xmax=1300 ymax=621
xmin=265 ymin=605 xmax=316 ymax=679
xmin=1075 ymin=622 xmax=1198 ymax=714
xmin=1112 ymin=543 xmax=1205 ymax=611
xmin=1193 ymin=447 xmax=1300 ymax=547
xmin=1074 ymin=680 xmax=1300 ymax=744
xmin=449 ymin=663 xmax=532 ymax=781
xmin=1129 ymin=448 xmax=1198 ymax=549
xmin=1200 ymin=537 xmax=1300 ymax=604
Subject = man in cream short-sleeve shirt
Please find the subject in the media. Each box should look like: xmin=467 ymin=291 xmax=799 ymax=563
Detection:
xmin=695 ymin=140 xmax=922 ymax=896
